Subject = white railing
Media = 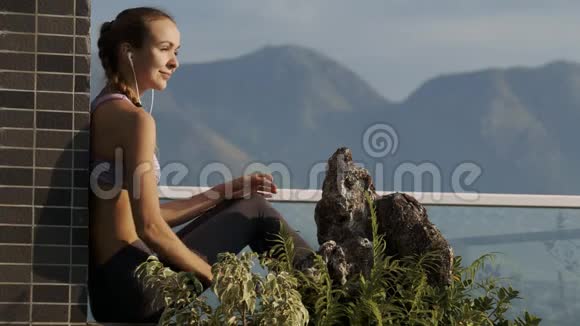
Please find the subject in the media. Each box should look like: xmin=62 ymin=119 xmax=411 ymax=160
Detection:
xmin=158 ymin=186 xmax=580 ymax=208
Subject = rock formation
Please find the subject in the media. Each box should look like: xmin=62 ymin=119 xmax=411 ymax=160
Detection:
xmin=375 ymin=193 xmax=454 ymax=286
xmin=313 ymin=147 xmax=377 ymax=283
xmin=302 ymin=147 xmax=453 ymax=288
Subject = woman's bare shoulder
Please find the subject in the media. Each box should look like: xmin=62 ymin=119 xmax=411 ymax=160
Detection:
xmin=95 ymin=98 xmax=154 ymax=130
xmin=95 ymin=96 xmax=140 ymax=118
xmin=91 ymin=97 xmax=156 ymax=156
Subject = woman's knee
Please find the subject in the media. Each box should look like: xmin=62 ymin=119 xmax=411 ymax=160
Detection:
xmin=249 ymin=194 xmax=275 ymax=210
xmin=228 ymin=195 xmax=277 ymax=218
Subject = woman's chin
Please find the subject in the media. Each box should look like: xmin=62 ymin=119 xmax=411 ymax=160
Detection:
xmin=153 ymin=82 xmax=168 ymax=91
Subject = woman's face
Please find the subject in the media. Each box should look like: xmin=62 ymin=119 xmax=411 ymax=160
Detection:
xmin=132 ymin=18 xmax=181 ymax=94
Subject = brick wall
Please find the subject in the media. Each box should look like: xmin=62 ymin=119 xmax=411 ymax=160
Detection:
xmin=0 ymin=0 xmax=92 ymax=324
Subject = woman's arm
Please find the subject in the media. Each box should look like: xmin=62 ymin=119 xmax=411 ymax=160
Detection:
xmin=121 ymin=109 xmax=214 ymax=285
xmin=160 ymin=174 xmax=278 ymax=227
xmin=159 ymin=187 xmax=225 ymax=228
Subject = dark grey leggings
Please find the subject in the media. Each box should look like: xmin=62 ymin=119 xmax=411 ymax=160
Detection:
xmin=88 ymin=195 xmax=312 ymax=323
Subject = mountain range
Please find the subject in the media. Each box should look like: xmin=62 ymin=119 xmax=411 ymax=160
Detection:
xmin=91 ymin=45 xmax=580 ymax=195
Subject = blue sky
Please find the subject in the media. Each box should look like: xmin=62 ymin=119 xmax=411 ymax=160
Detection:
xmin=92 ymin=1 xmax=580 ymax=101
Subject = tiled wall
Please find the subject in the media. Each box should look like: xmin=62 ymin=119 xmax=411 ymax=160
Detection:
xmin=0 ymin=0 xmax=92 ymax=324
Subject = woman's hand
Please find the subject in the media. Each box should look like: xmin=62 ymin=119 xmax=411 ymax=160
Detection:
xmin=212 ymin=173 xmax=278 ymax=200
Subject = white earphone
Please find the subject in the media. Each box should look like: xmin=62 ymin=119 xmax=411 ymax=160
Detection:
xmin=127 ymin=51 xmax=154 ymax=114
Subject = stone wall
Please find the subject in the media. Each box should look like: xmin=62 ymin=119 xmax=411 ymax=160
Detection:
xmin=0 ymin=0 xmax=92 ymax=324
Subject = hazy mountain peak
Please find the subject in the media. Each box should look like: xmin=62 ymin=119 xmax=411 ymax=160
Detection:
xmin=170 ymin=44 xmax=391 ymax=130
xmin=245 ymin=44 xmax=328 ymax=64
xmin=405 ymin=60 xmax=580 ymax=107
xmin=537 ymin=60 xmax=580 ymax=72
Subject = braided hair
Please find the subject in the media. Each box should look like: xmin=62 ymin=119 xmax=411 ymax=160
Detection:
xmin=97 ymin=7 xmax=174 ymax=107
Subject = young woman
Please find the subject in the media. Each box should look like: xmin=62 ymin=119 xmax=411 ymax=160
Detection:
xmin=88 ymin=7 xmax=312 ymax=322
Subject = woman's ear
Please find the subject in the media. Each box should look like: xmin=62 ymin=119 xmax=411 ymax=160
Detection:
xmin=120 ymin=42 xmax=133 ymax=60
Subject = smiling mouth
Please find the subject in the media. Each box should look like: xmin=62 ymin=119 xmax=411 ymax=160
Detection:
xmin=160 ymin=72 xmax=171 ymax=79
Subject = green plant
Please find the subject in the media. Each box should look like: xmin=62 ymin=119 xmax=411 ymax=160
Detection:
xmin=134 ymin=255 xmax=210 ymax=325
xmin=135 ymin=191 xmax=542 ymax=325
xmin=135 ymin=249 xmax=309 ymax=325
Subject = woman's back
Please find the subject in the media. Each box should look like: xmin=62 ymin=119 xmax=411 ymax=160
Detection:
xmin=89 ymin=92 xmax=151 ymax=266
